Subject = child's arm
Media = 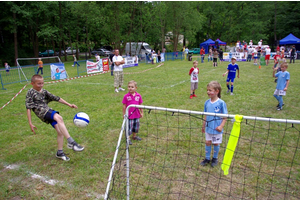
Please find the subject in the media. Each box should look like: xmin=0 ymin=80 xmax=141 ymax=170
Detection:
xmin=237 ymin=69 xmax=240 ymax=78
xmin=58 ymin=98 xmax=78 ymax=109
xmin=202 ymin=115 xmax=206 ymax=133
xmin=27 ymin=109 xmax=37 ymax=134
xmin=216 ymin=118 xmax=227 ymax=132
xmin=273 ymin=67 xmax=277 ymax=77
xmin=139 ymin=105 xmax=143 ymax=118
xmin=284 ymin=80 xmax=290 ymax=91
xmin=123 ymin=104 xmax=127 ymax=118
xmin=189 ymin=68 xmax=193 ymax=75
xmin=223 ymin=70 xmax=229 ymax=77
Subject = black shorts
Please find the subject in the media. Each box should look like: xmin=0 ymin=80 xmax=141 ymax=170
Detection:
xmin=44 ymin=109 xmax=59 ymax=128
xmin=213 ymin=58 xmax=218 ymax=62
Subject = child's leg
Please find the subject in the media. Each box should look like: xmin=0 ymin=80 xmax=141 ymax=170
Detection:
xmin=231 ymin=82 xmax=234 ymax=93
xmin=53 ymin=113 xmax=71 ymax=139
xmin=54 ymin=124 xmax=64 ymax=150
xmin=213 ymin=143 xmax=220 ymax=159
xmin=277 ymin=95 xmax=283 ymax=107
xmin=226 ymin=82 xmax=230 ymax=90
xmin=205 ymin=140 xmax=212 ymax=160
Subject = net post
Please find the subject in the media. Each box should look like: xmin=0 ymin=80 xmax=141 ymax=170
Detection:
xmin=0 ymin=73 xmax=6 ymax=90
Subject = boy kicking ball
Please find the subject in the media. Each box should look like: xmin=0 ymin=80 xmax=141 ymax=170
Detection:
xmin=26 ymin=75 xmax=84 ymax=161
xmin=223 ymin=57 xmax=239 ymax=95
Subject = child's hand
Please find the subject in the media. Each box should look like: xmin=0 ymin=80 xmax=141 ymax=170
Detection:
xmin=237 ymin=75 xmax=240 ymax=78
xmin=29 ymin=123 xmax=37 ymax=134
xmin=215 ymin=126 xmax=223 ymax=132
xmin=70 ymin=104 xmax=78 ymax=109
xmin=284 ymin=87 xmax=288 ymax=91
xmin=140 ymin=113 xmax=143 ymax=118
xmin=222 ymin=73 xmax=225 ymax=77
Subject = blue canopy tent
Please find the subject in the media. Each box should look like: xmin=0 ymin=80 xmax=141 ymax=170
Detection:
xmin=215 ymin=38 xmax=226 ymax=45
xmin=200 ymin=39 xmax=215 ymax=54
xmin=279 ymin=33 xmax=300 ymax=51
xmin=279 ymin=33 xmax=300 ymax=45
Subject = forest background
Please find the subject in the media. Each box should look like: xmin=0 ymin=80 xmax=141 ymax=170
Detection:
xmin=0 ymin=1 xmax=299 ymax=66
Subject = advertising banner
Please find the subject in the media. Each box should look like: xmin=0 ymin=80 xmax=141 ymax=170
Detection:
xmin=50 ymin=63 xmax=67 ymax=80
xmin=123 ymin=56 xmax=139 ymax=68
xmin=86 ymin=58 xmax=110 ymax=74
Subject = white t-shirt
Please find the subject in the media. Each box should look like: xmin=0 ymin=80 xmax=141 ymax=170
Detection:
xmin=95 ymin=55 xmax=100 ymax=61
xmin=112 ymin=55 xmax=124 ymax=71
xmin=258 ymin=41 xmax=262 ymax=47
xmin=249 ymin=41 xmax=253 ymax=46
xmin=265 ymin=48 xmax=271 ymax=55
xmin=190 ymin=68 xmax=199 ymax=83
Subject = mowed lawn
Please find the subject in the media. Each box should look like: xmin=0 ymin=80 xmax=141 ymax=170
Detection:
xmin=0 ymin=57 xmax=300 ymax=199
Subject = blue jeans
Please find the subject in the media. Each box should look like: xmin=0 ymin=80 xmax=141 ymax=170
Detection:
xmin=37 ymin=68 xmax=43 ymax=75
xmin=201 ymin=55 xmax=204 ymax=63
xmin=111 ymin=63 xmax=114 ymax=76
xmin=74 ymin=61 xmax=80 ymax=67
xmin=273 ymin=94 xmax=283 ymax=107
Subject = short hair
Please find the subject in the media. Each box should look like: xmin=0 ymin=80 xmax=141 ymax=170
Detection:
xmin=128 ymin=80 xmax=137 ymax=87
xmin=281 ymin=62 xmax=288 ymax=68
xmin=207 ymin=81 xmax=222 ymax=98
xmin=31 ymin=74 xmax=43 ymax=83
xmin=193 ymin=60 xmax=198 ymax=64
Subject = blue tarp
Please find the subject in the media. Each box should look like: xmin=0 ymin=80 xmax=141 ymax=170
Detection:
xmin=279 ymin=33 xmax=300 ymax=45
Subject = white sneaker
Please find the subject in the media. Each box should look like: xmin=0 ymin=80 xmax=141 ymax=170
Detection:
xmin=118 ymin=87 xmax=125 ymax=91
xmin=56 ymin=152 xmax=70 ymax=161
xmin=230 ymin=93 xmax=234 ymax=95
xmin=67 ymin=141 xmax=85 ymax=152
xmin=115 ymin=89 xmax=119 ymax=93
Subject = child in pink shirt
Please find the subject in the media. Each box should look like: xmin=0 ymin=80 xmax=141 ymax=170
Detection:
xmin=122 ymin=80 xmax=143 ymax=145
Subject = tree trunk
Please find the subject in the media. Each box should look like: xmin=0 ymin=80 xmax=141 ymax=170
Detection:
xmin=13 ymin=12 xmax=18 ymax=66
xmin=59 ymin=2 xmax=62 ymax=58
xmin=274 ymin=1 xmax=277 ymax=46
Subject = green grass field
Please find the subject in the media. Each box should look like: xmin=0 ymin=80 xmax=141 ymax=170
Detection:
xmin=0 ymin=57 xmax=300 ymax=199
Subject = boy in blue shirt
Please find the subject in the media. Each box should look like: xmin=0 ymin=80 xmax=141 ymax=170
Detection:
xmin=273 ymin=62 xmax=290 ymax=110
xmin=223 ymin=57 xmax=240 ymax=95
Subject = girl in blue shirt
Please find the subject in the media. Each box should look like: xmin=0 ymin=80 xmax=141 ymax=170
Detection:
xmin=201 ymin=81 xmax=228 ymax=167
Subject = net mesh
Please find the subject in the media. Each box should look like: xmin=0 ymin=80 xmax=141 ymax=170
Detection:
xmin=107 ymin=107 xmax=300 ymax=200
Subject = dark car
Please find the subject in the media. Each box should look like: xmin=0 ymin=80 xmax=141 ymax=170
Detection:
xmin=39 ymin=50 xmax=55 ymax=57
xmin=91 ymin=48 xmax=111 ymax=57
xmin=100 ymin=46 xmax=113 ymax=51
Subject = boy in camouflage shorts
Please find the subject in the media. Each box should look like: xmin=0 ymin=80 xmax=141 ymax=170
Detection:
xmin=26 ymin=74 xmax=84 ymax=161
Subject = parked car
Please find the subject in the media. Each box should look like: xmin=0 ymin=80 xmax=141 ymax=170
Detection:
xmin=100 ymin=45 xmax=113 ymax=51
xmin=91 ymin=48 xmax=111 ymax=57
xmin=65 ymin=47 xmax=80 ymax=55
xmin=188 ymin=48 xmax=200 ymax=54
xmin=39 ymin=50 xmax=55 ymax=57
xmin=55 ymin=50 xmax=65 ymax=56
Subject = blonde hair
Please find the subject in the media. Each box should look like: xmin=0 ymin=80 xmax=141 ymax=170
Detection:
xmin=281 ymin=62 xmax=288 ymax=69
xmin=207 ymin=81 xmax=222 ymax=98
xmin=128 ymin=80 xmax=137 ymax=87
xmin=193 ymin=60 xmax=198 ymax=65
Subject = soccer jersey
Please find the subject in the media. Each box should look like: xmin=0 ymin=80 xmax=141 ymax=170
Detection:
xmin=122 ymin=92 xmax=143 ymax=119
xmin=204 ymin=98 xmax=228 ymax=135
xmin=189 ymin=67 xmax=199 ymax=83
xmin=227 ymin=63 xmax=239 ymax=78
xmin=275 ymin=71 xmax=290 ymax=90
xmin=25 ymin=88 xmax=60 ymax=123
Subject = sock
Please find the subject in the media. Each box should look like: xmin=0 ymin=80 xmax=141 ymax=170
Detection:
xmin=193 ymin=92 xmax=195 ymax=95
xmin=67 ymin=137 xmax=75 ymax=144
xmin=231 ymin=85 xmax=234 ymax=93
xmin=57 ymin=150 xmax=64 ymax=155
xmin=205 ymin=145 xmax=212 ymax=160
xmin=227 ymin=85 xmax=230 ymax=90
xmin=213 ymin=145 xmax=220 ymax=159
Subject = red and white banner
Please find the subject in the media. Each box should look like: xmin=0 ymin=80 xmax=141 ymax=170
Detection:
xmin=86 ymin=58 xmax=109 ymax=74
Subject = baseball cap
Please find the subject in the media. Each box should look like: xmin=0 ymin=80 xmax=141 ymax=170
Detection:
xmin=231 ymin=57 xmax=237 ymax=60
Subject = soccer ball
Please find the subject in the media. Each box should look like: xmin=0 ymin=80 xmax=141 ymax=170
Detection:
xmin=72 ymin=65 xmax=74 ymax=67
xmin=73 ymin=112 xmax=90 ymax=127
